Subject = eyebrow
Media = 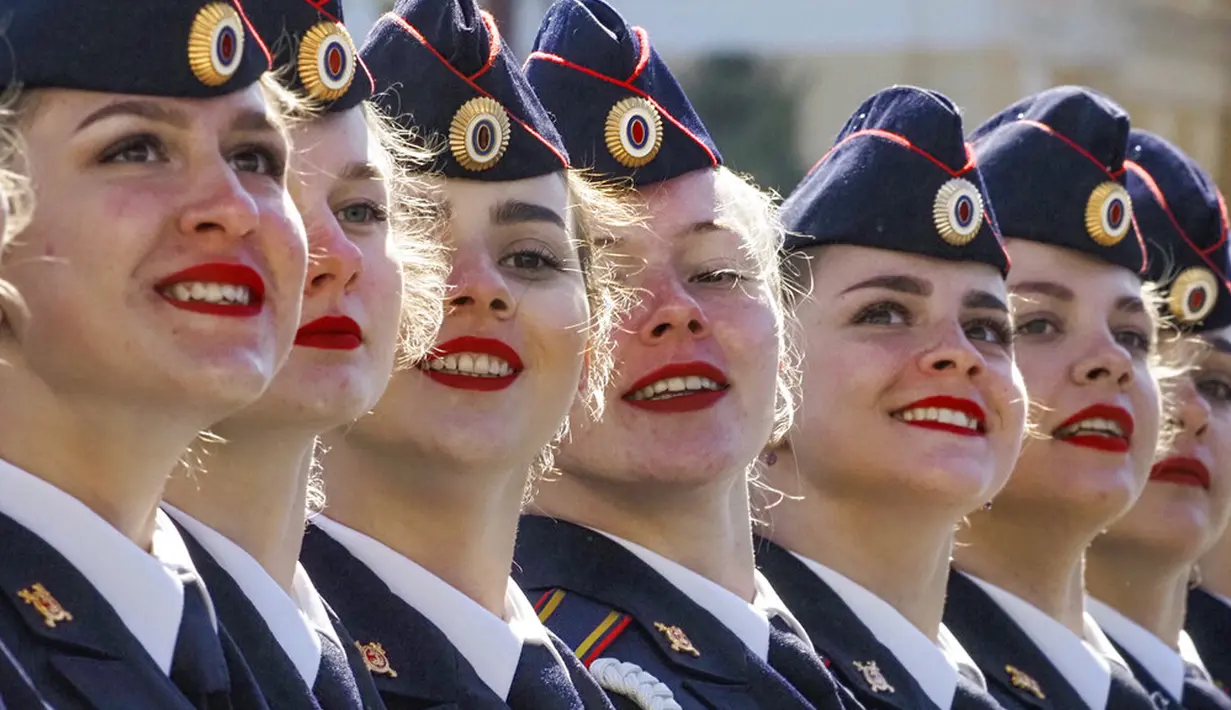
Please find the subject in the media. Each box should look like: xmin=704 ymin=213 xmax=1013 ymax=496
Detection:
xmin=1012 ymin=279 xmax=1143 ymax=313
xmin=338 ymin=161 xmax=387 ymax=183
xmin=491 ymin=199 xmax=565 ymax=229
xmin=229 ymin=109 xmax=281 ymax=135
xmin=964 ymin=291 xmax=1009 ymax=312
xmin=1010 ymin=280 xmax=1073 ymax=301
xmin=76 ymin=100 xmax=191 ymax=133
xmin=841 ymin=274 xmax=932 ymax=297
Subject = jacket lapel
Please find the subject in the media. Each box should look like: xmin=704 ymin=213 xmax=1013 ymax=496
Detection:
xmin=175 ymin=520 xmax=320 ymax=710
xmin=301 ymin=524 xmax=504 ymax=709
xmin=516 ymin=515 xmax=812 ymax=710
xmin=0 ymin=510 xmax=196 ymax=710
xmin=944 ymin=571 xmax=1082 ymax=710
xmin=755 ymin=536 xmax=934 ymax=710
xmin=1187 ymin=588 xmax=1231 ymax=696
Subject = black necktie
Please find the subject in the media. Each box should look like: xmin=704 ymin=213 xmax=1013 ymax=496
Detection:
xmin=170 ymin=572 xmax=232 ymax=708
xmin=311 ymin=629 xmax=362 ymax=710
xmin=767 ymin=615 xmax=850 ymax=709
xmin=506 ymin=640 xmax=584 ymax=710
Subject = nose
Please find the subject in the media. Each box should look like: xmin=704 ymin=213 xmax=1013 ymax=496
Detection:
xmin=447 ymin=245 xmax=515 ymax=319
xmin=177 ymin=160 xmax=261 ymax=242
xmin=635 ymin=273 xmax=711 ymax=345
xmin=918 ymin=323 xmax=986 ymax=378
xmin=1069 ymin=335 xmax=1135 ymax=389
xmin=303 ymin=216 xmax=363 ymax=299
xmin=1174 ymin=378 xmax=1212 ymax=439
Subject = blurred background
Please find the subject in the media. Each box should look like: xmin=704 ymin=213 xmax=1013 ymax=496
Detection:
xmin=345 ymin=0 xmax=1231 ymax=197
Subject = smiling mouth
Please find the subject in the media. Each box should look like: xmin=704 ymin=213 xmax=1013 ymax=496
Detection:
xmin=163 ymin=281 xmax=253 ymax=306
xmin=1051 ymin=405 xmax=1134 ymax=453
xmin=624 ymin=375 xmax=727 ymax=402
xmin=422 ymin=352 xmax=516 ymax=378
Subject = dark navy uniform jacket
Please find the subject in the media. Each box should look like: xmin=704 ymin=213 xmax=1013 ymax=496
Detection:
xmin=1105 ymin=637 xmax=1231 ymax=710
xmin=756 ymin=537 xmax=1002 ymax=710
xmin=0 ymin=633 xmax=50 ymax=709
xmin=0 ymin=509 xmax=266 ymax=710
xmin=301 ymin=522 xmax=614 ymax=709
xmin=171 ymin=516 xmax=385 ymax=710
xmin=1188 ymin=589 xmax=1231 ymax=699
xmin=513 ymin=515 xmax=854 ymax=710
xmin=944 ymin=571 xmax=1155 ymax=710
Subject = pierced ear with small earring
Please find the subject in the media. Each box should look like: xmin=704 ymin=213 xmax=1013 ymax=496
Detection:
xmin=763 ymin=451 xmax=778 ymax=467
xmin=982 ymin=500 xmax=993 ymax=511
xmin=1190 ymin=564 xmax=1204 ymax=590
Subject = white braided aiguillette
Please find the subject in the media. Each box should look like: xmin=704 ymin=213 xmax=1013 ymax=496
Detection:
xmin=589 ymin=658 xmax=682 ymax=710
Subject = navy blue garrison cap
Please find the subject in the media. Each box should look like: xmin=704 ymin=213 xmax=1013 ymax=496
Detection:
xmin=244 ymin=0 xmax=373 ymax=111
xmin=0 ymin=0 xmax=269 ymax=97
xmin=1126 ymin=129 xmax=1231 ymax=332
xmin=781 ymin=86 xmax=1008 ymax=275
xmin=525 ymin=0 xmax=722 ymax=186
xmin=360 ymin=0 xmax=568 ymax=180
xmin=970 ymin=86 xmax=1147 ymax=274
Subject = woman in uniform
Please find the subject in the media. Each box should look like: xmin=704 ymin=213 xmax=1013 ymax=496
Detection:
xmin=511 ymin=1 xmax=850 ymax=708
xmin=0 ymin=1 xmax=309 ymax=706
xmin=160 ymin=1 xmax=444 ymax=707
xmin=1192 ymin=519 xmax=1231 ymax=692
xmin=945 ymin=86 xmax=1161 ymax=710
xmin=299 ymin=0 xmax=622 ymax=707
xmin=756 ymin=85 xmax=1022 ymax=710
xmin=1085 ymin=129 xmax=1231 ymax=710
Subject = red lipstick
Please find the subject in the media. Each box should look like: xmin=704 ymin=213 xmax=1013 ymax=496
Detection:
xmin=893 ymin=395 xmax=986 ymax=437
xmin=157 ymin=263 xmax=265 ymax=317
xmin=295 ymin=316 xmax=362 ymax=350
xmin=1052 ymin=404 xmax=1135 ymax=453
xmin=1149 ymin=456 xmax=1211 ymax=490
xmin=420 ymin=336 xmax=524 ymax=392
xmin=622 ymin=362 xmax=730 ymax=413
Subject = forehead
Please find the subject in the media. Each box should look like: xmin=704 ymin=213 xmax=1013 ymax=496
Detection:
xmin=812 ymin=244 xmax=1005 ymax=295
xmin=439 ymin=172 xmax=568 ymax=215
xmin=1005 ymin=239 xmax=1141 ymax=296
xmin=635 ymin=169 xmax=719 ymax=232
xmin=28 ymin=85 xmax=271 ymax=130
xmin=290 ymin=109 xmax=378 ymax=173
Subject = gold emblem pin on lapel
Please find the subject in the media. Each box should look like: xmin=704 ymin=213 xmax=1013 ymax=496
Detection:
xmin=653 ymin=622 xmax=700 ymax=657
xmin=356 ymin=641 xmax=398 ymax=678
xmin=1006 ymin=665 xmax=1045 ymax=699
xmin=854 ymin=661 xmax=895 ymax=693
xmin=17 ymin=583 xmax=72 ymax=628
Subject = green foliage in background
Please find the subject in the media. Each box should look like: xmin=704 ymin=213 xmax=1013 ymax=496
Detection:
xmin=679 ymin=54 xmax=803 ymax=197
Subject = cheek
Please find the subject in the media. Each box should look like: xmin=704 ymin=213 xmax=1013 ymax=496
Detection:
xmin=1132 ymin=369 xmax=1163 ymax=454
xmin=716 ymin=301 xmax=779 ymax=387
xmin=1208 ymin=413 xmax=1231 ymax=497
xmin=1013 ymin=346 xmax=1066 ymax=410
xmin=360 ymin=252 xmax=406 ymax=355
xmin=523 ymin=280 xmax=590 ymax=366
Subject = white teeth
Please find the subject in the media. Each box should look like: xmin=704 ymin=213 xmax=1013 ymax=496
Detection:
xmin=1055 ymin=417 xmax=1125 ymax=438
xmin=421 ymin=351 xmax=514 ymax=377
xmin=895 ymin=406 xmax=980 ymax=431
xmin=627 ymin=376 xmax=725 ymax=401
xmin=163 ymin=281 xmax=251 ymax=306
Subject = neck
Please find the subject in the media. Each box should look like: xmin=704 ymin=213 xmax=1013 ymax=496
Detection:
xmin=531 ymin=466 xmax=758 ymax=601
xmin=760 ymin=482 xmax=959 ymax=639
xmin=321 ymin=434 xmax=527 ymax=617
xmin=1087 ymin=540 xmax=1190 ymax=649
xmin=163 ymin=424 xmax=315 ymax=591
xmin=0 ymin=371 xmax=203 ymax=550
xmin=954 ymin=505 xmax=1094 ymax=633
xmin=1198 ymin=530 xmax=1231 ymax=600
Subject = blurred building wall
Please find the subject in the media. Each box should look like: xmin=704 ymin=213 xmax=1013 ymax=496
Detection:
xmin=346 ymin=0 xmax=1231 ymax=192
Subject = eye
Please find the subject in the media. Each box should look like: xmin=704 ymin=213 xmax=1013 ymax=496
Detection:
xmin=1114 ymin=329 xmax=1152 ymax=355
xmin=100 ymin=134 xmax=167 ymax=164
xmin=1197 ymin=376 xmax=1231 ymax=405
xmin=852 ymin=301 xmax=910 ymax=326
xmin=499 ymin=246 xmax=563 ymax=273
xmin=1014 ymin=316 xmax=1059 ymax=337
xmin=336 ymin=201 xmax=388 ymax=225
xmin=965 ymin=317 xmax=1013 ymax=346
xmin=229 ymin=144 xmax=286 ymax=179
xmin=692 ymin=269 xmax=748 ymax=286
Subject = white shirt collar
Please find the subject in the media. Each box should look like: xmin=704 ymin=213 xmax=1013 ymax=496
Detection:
xmin=312 ymin=516 xmax=562 ymax=700
xmin=793 ymin=553 xmax=967 ymax=708
xmin=594 ymin=529 xmax=811 ymax=661
xmin=0 ymin=457 xmax=192 ymax=675
xmin=1087 ymin=597 xmax=1212 ymax=703
xmin=163 ymin=504 xmax=325 ymax=686
xmin=966 ymin=573 xmax=1113 ymax=710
